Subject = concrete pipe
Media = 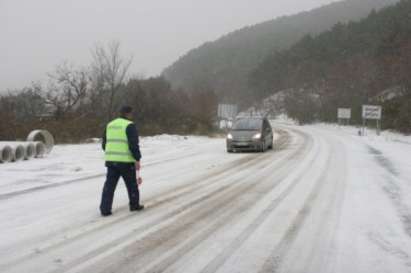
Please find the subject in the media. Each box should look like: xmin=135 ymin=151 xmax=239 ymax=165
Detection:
xmin=9 ymin=142 xmax=36 ymax=160
xmin=27 ymin=130 xmax=54 ymax=154
xmin=24 ymin=143 xmax=36 ymax=160
xmin=0 ymin=141 xmax=46 ymax=160
xmin=0 ymin=142 xmax=27 ymax=162
xmin=32 ymin=142 xmax=46 ymax=158
xmin=0 ymin=144 xmax=13 ymax=163
xmin=11 ymin=144 xmax=25 ymax=162
xmin=17 ymin=142 xmax=36 ymax=160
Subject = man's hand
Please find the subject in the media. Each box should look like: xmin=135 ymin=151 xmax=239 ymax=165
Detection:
xmin=135 ymin=161 xmax=141 ymax=171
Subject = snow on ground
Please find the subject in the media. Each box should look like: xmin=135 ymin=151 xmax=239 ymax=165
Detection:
xmin=0 ymin=135 xmax=221 ymax=195
xmin=1 ymin=124 xmax=411 ymax=273
xmin=302 ymin=124 xmax=411 ymax=273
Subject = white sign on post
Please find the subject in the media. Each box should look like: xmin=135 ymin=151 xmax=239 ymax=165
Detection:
xmin=362 ymin=105 xmax=382 ymax=120
xmin=338 ymin=108 xmax=351 ymax=119
xmin=218 ymin=104 xmax=238 ymax=119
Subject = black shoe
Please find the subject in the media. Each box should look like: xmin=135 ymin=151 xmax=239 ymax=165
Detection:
xmin=101 ymin=212 xmax=112 ymax=217
xmin=130 ymin=205 xmax=144 ymax=211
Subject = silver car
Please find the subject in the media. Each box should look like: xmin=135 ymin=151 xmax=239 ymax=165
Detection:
xmin=226 ymin=117 xmax=273 ymax=153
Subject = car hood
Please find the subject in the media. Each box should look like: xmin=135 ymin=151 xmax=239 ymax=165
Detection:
xmin=230 ymin=130 xmax=260 ymax=140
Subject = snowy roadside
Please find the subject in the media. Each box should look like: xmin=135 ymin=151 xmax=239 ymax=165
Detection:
xmin=295 ymin=124 xmax=411 ymax=272
xmin=307 ymin=123 xmax=411 ymax=192
xmin=310 ymin=124 xmax=411 ymax=176
xmin=2 ymin=124 xmax=411 ymax=272
xmin=312 ymin=123 xmax=411 ymax=144
xmin=0 ymin=135 xmax=223 ymax=195
xmin=307 ymin=123 xmax=411 ymax=270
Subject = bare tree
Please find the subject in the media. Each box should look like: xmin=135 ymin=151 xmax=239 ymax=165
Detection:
xmin=14 ymin=83 xmax=47 ymax=121
xmin=90 ymin=41 xmax=133 ymax=121
xmin=46 ymin=62 xmax=90 ymax=119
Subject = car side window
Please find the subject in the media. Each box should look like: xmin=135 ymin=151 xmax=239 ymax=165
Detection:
xmin=264 ymin=119 xmax=271 ymax=132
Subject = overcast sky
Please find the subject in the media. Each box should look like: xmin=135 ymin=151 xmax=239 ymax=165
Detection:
xmin=0 ymin=0 xmax=338 ymax=91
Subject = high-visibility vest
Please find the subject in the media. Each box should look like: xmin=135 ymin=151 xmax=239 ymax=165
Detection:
xmin=104 ymin=118 xmax=136 ymax=163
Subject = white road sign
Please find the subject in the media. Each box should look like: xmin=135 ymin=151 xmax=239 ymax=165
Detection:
xmin=338 ymin=108 xmax=351 ymax=119
xmin=218 ymin=104 xmax=238 ymax=119
xmin=362 ymin=105 xmax=382 ymax=120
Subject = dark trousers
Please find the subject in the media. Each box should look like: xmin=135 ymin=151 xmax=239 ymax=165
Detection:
xmin=100 ymin=163 xmax=140 ymax=214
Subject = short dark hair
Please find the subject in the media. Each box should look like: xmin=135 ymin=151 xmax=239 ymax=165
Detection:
xmin=119 ymin=106 xmax=133 ymax=116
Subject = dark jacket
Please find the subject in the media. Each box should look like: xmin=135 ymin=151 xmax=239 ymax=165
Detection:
xmin=102 ymin=121 xmax=142 ymax=167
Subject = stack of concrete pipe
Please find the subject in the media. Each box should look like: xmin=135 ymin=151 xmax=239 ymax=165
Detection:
xmin=0 ymin=130 xmax=54 ymax=163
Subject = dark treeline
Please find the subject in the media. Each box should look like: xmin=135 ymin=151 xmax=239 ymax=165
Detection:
xmin=249 ymin=0 xmax=411 ymax=133
xmin=0 ymin=42 xmax=217 ymax=143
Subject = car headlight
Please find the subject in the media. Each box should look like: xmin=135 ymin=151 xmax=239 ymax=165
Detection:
xmin=252 ymin=133 xmax=261 ymax=140
xmin=227 ymin=133 xmax=233 ymax=140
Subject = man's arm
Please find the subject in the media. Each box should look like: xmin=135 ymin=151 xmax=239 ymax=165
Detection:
xmin=102 ymin=128 xmax=106 ymax=151
xmin=126 ymin=123 xmax=142 ymax=164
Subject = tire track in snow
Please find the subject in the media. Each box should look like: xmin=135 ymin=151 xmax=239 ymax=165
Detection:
xmin=275 ymin=132 xmax=348 ymax=273
xmin=1 ymin=134 xmax=285 ymax=258
xmin=194 ymin=129 xmax=317 ymax=273
xmin=1 ymin=131 xmax=293 ymax=272
xmin=366 ymin=145 xmax=411 ymax=266
xmin=134 ymin=130 xmax=313 ymax=273
xmin=41 ymin=128 xmax=298 ymax=272
xmin=0 ymin=150 xmax=264 ymax=270
xmin=1 ymin=149 xmax=257 ymax=265
xmin=367 ymin=231 xmax=411 ymax=263
xmin=368 ymin=145 xmax=411 ymax=237
xmin=256 ymin=131 xmax=335 ymax=273
xmin=61 ymin=130 xmax=299 ymax=273
xmin=75 ymin=130 xmax=313 ymax=273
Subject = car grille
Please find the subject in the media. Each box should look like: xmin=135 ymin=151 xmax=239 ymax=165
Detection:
xmin=233 ymin=137 xmax=251 ymax=141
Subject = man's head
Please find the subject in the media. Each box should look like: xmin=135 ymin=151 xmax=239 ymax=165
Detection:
xmin=119 ymin=105 xmax=133 ymax=120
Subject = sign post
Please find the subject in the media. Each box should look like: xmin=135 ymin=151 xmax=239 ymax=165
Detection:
xmin=337 ymin=108 xmax=351 ymax=126
xmin=218 ymin=104 xmax=238 ymax=129
xmin=362 ymin=105 xmax=382 ymax=136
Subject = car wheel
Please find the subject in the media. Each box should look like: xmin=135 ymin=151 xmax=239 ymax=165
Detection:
xmin=260 ymin=141 xmax=266 ymax=153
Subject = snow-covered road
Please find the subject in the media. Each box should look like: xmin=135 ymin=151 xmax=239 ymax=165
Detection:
xmin=1 ymin=124 xmax=411 ymax=273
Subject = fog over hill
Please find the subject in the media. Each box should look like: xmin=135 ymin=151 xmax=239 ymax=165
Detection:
xmin=0 ymin=0 xmax=338 ymax=92
xmin=163 ymin=0 xmax=399 ymax=104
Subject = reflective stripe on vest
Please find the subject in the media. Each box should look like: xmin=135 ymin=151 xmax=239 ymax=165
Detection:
xmin=104 ymin=118 xmax=136 ymax=163
xmin=106 ymin=139 xmax=128 ymax=144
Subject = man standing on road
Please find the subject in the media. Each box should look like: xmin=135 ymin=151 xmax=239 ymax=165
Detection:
xmin=100 ymin=106 xmax=144 ymax=216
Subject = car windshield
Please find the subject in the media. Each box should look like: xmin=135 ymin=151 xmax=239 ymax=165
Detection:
xmin=232 ymin=119 xmax=262 ymax=130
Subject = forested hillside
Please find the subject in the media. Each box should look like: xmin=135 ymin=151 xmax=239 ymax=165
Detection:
xmin=249 ymin=0 xmax=411 ymax=133
xmin=163 ymin=0 xmax=399 ymax=104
